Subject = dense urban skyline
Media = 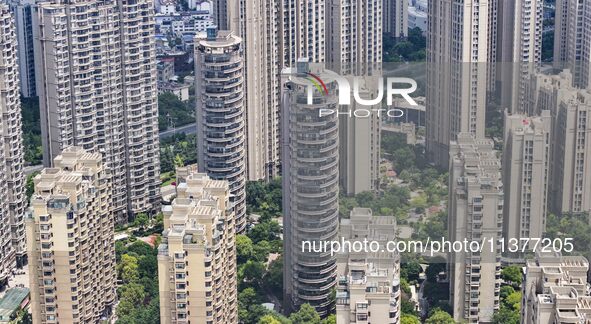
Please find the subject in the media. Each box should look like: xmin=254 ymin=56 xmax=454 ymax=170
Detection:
xmin=0 ymin=0 xmax=590 ymax=323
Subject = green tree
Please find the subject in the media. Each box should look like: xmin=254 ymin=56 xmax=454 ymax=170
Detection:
xmin=425 ymin=310 xmax=455 ymax=324
xmin=118 ymin=254 xmax=139 ymax=283
xmin=264 ymin=257 xmax=283 ymax=295
xmin=321 ymin=315 xmax=336 ymax=324
xmin=492 ymin=306 xmax=520 ymax=324
xmin=258 ymin=315 xmax=282 ymax=324
xmin=425 ymin=259 xmax=446 ymax=283
xmin=236 ymin=234 xmax=255 ymax=263
xmin=133 ymin=213 xmax=149 ymax=230
xmin=118 ymin=282 xmax=146 ymax=305
xmin=289 ymin=304 xmax=321 ymax=324
xmin=25 ymin=172 xmax=39 ymax=200
xmin=505 ymin=292 xmax=522 ymax=311
xmin=400 ymin=314 xmax=421 ymax=324
xmin=501 ymin=265 xmax=523 ymax=286
xmin=500 ymin=285 xmax=515 ymax=300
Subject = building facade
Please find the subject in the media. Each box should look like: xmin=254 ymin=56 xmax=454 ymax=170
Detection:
xmin=8 ymin=0 xmax=36 ymax=98
xmin=225 ymin=0 xmax=281 ymax=180
xmin=522 ymin=252 xmax=591 ymax=324
xmin=26 ymin=147 xmax=116 ymax=324
xmin=502 ymin=110 xmax=551 ymax=256
xmin=281 ymin=61 xmax=340 ymax=316
xmin=33 ymin=0 xmax=161 ymax=222
xmin=426 ymin=0 xmax=494 ymax=167
xmin=497 ymin=0 xmax=544 ymax=114
xmin=158 ymin=168 xmax=237 ymax=324
xmin=383 ymin=0 xmax=407 ymax=38
xmin=194 ymin=29 xmax=247 ymax=233
xmin=279 ymin=0 xmax=326 ymax=66
xmin=448 ymin=134 xmax=502 ymax=323
xmin=0 ymin=4 xmax=26 ymax=286
xmin=336 ymin=208 xmax=401 ymax=324
xmin=553 ymin=0 xmax=591 ymax=88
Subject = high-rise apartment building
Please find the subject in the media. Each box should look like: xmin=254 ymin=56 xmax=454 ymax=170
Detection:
xmin=26 ymin=147 xmax=116 ymax=324
xmin=194 ymin=29 xmax=247 ymax=234
xmin=383 ymin=0 xmax=408 ymax=38
xmin=448 ymin=134 xmax=502 ymax=323
xmin=224 ymin=0 xmax=281 ymax=180
xmin=522 ymin=252 xmax=591 ymax=324
xmin=279 ymin=0 xmax=326 ymax=66
xmin=0 ymin=4 xmax=26 ymax=287
xmin=325 ymin=0 xmax=382 ymax=195
xmin=326 ymin=0 xmax=382 ymax=73
xmin=9 ymin=0 xmax=36 ymax=98
xmin=549 ymin=86 xmax=591 ymax=215
xmin=338 ymin=79 xmax=381 ymax=195
xmin=281 ymin=61 xmax=340 ymax=316
xmin=157 ymin=168 xmax=237 ymax=324
xmin=497 ymin=0 xmax=543 ymax=113
xmin=502 ymin=110 xmax=551 ymax=255
xmin=336 ymin=208 xmax=401 ymax=324
xmin=553 ymin=0 xmax=591 ymax=88
xmin=426 ymin=0 xmax=495 ymax=167
xmin=33 ymin=0 xmax=161 ymax=222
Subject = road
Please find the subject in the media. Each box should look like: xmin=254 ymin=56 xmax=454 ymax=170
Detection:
xmin=159 ymin=122 xmax=197 ymax=139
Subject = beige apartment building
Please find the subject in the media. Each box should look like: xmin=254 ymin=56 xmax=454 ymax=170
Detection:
xmin=448 ymin=134 xmax=503 ymax=323
xmin=553 ymin=0 xmax=591 ymax=88
xmin=157 ymin=167 xmax=237 ymax=324
xmin=336 ymin=208 xmax=401 ymax=324
xmin=194 ymin=28 xmax=247 ymax=234
xmin=531 ymin=70 xmax=591 ymax=215
xmin=426 ymin=0 xmax=494 ymax=167
xmin=225 ymin=0 xmax=281 ymax=181
xmin=26 ymin=147 xmax=116 ymax=324
xmin=0 ymin=3 xmax=26 ymax=286
xmin=383 ymin=0 xmax=408 ymax=38
xmin=33 ymin=0 xmax=161 ymax=222
xmin=281 ymin=61 xmax=340 ymax=316
xmin=502 ymin=110 xmax=551 ymax=255
xmin=522 ymin=252 xmax=591 ymax=324
xmin=279 ymin=0 xmax=326 ymax=66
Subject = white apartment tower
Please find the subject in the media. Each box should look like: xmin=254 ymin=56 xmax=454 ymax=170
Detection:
xmin=281 ymin=61 xmax=340 ymax=316
xmin=336 ymin=208 xmax=401 ymax=324
xmin=0 ymin=3 xmax=26 ymax=286
xmin=522 ymin=252 xmax=591 ymax=324
xmin=33 ymin=0 xmax=161 ymax=222
xmin=497 ymin=0 xmax=543 ymax=113
xmin=383 ymin=0 xmax=408 ymax=38
xmin=448 ymin=134 xmax=502 ymax=323
xmin=158 ymin=168 xmax=237 ymax=324
xmin=26 ymin=147 xmax=116 ymax=324
xmin=426 ymin=0 xmax=495 ymax=167
xmin=194 ymin=29 xmax=247 ymax=234
xmin=502 ymin=111 xmax=551 ymax=256
xmin=9 ymin=0 xmax=36 ymax=98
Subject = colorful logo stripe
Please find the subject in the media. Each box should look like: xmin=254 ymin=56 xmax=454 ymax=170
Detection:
xmin=305 ymin=72 xmax=329 ymax=95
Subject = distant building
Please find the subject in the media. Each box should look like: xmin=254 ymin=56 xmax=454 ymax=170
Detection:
xmin=157 ymin=170 xmax=237 ymax=323
xmin=26 ymin=147 xmax=116 ymax=324
xmin=408 ymin=6 xmax=427 ymax=33
xmin=8 ymin=0 xmax=36 ymax=97
xmin=157 ymin=59 xmax=175 ymax=82
xmin=155 ymin=11 xmax=214 ymax=35
xmin=448 ymin=134 xmax=502 ymax=323
xmin=336 ymin=208 xmax=401 ymax=324
xmin=383 ymin=0 xmax=408 ymax=38
xmin=522 ymin=252 xmax=591 ymax=324
xmin=0 ymin=287 xmax=30 ymax=323
xmin=158 ymin=82 xmax=190 ymax=102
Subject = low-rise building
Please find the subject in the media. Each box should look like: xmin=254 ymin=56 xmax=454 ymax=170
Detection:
xmin=522 ymin=252 xmax=591 ymax=324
